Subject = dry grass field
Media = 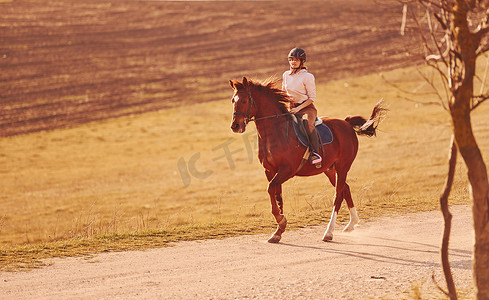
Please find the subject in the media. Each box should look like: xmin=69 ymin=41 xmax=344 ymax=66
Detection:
xmin=1 ymin=0 xmax=489 ymax=271
xmin=2 ymin=64 xmax=489 ymax=248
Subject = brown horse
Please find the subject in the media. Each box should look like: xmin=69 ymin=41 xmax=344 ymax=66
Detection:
xmin=229 ymin=77 xmax=385 ymax=243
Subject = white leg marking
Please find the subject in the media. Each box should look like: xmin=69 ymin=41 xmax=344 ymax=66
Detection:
xmin=322 ymin=210 xmax=337 ymax=241
xmin=343 ymin=207 xmax=359 ymax=232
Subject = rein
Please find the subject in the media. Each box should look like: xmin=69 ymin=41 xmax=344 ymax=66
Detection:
xmin=250 ymin=112 xmax=291 ymax=122
xmin=233 ymin=87 xmax=296 ymax=148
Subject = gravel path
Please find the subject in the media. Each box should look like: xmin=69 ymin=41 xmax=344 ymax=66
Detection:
xmin=0 ymin=205 xmax=474 ymax=299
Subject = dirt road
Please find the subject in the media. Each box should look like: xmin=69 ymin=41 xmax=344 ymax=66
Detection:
xmin=0 ymin=205 xmax=474 ymax=299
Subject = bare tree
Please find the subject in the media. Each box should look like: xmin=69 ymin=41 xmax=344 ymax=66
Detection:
xmin=401 ymin=0 xmax=489 ymax=299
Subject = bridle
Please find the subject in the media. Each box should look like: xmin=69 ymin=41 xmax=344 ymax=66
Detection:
xmin=232 ymin=86 xmax=299 ymax=150
xmin=232 ymin=88 xmax=256 ymax=124
xmin=233 ymin=87 xmax=291 ymax=124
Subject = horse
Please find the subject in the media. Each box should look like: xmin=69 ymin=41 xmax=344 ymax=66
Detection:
xmin=229 ymin=77 xmax=385 ymax=243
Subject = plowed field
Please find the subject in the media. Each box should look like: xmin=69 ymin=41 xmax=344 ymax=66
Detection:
xmin=0 ymin=0 xmax=420 ymax=137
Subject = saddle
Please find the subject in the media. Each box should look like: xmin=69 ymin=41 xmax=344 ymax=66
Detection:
xmin=290 ymin=115 xmax=333 ymax=147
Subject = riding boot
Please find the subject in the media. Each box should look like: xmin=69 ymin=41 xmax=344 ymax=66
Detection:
xmin=308 ymin=129 xmax=322 ymax=168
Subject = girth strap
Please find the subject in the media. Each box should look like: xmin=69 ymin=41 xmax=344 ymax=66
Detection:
xmin=295 ymin=147 xmax=310 ymax=174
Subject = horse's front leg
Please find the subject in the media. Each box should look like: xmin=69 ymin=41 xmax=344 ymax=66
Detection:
xmin=268 ymin=184 xmax=287 ymax=243
xmin=266 ymin=170 xmax=289 ymax=243
xmin=267 ymin=183 xmax=287 ymax=243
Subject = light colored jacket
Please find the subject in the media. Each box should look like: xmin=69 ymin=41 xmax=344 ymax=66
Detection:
xmin=282 ymin=69 xmax=316 ymax=104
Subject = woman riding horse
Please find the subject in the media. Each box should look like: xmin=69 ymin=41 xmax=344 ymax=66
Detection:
xmin=230 ymin=76 xmax=384 ymax=243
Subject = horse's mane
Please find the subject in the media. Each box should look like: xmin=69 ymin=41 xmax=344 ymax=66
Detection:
xmin=232 ymin=78 xmax=291 ymax=114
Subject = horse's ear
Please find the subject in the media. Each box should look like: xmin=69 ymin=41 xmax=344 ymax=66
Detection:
xmin=242 ymin=77 xmax=248 ymax=87
xmin=229 ymin=80 xmax=235 ymax=89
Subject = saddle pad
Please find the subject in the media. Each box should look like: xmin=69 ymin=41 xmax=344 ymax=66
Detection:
xmin=292 ymin=121 xmax=333 ymax=147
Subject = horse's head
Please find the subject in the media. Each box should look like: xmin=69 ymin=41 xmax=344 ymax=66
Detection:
xmin=229 ymin=77 xmax=255 ymax=133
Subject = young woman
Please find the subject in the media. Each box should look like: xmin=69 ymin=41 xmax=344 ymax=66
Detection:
xmin=282 ymin=47 xmax=322 ymax=166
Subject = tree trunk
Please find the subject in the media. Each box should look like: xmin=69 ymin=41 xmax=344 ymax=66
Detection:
xmin=450 ymin=2 xmax=489 ymax=298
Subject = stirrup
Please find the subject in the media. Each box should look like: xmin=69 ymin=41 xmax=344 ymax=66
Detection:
xmin=310 ymin=152 xmax=322 ymax=165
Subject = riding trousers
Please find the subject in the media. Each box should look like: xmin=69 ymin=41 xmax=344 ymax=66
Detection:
xmin=293 ymin=102 xmax=317 ymax=133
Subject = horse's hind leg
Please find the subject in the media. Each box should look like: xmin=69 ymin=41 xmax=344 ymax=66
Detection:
xmin=322 ymin=167 xmax=359 ymax=239
xmin=322 ymin=169 xmax=345 ymax=241
xmin=342 ymin=183 xmax=359 ymax=232
xmin=323 ymin=168 xmax=358 ymax=242
xmin=323 ymin=194 xmax=343 ymax=241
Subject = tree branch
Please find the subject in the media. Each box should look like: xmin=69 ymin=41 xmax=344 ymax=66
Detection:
xmin=418 ymin=64 xmax=451 ymax=109
xmin=380 ymin=73 xmax=434 ymax=96
xmin=476 ymin=43 xmax=489 ymax=55
xmin=434 ymin=12 xmax=448 ymax=30
xmin=432 ymin=271 xmax=450 ymax=297
xmin=409 ymin=7 xmax=439 ymax=58
xmin=477 ymin=53 xmax=489 ymax=95
xmin=417 ymin=0 xmax=447 ymax=10
xmin=426 ymin=9 xmax=450 ymax=66
xmin=439 ymin=135 xmax=458 ymax=300
xmin=407 ymin=2 xmax=452 ymax=65
xmin=471 ymin=94 xmax=489 ymax=110
xmin=475 ymin=24 xmax=489 ymax=55
xmin=475 ymin=25 xmax=489 ymax=56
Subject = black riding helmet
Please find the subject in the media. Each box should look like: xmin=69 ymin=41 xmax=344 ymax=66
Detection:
xmin=288 ymin=48 xmax=306 ymax=62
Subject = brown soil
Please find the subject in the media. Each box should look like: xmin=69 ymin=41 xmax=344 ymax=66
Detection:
xmin=0 ymin=0 xmax=421 ymax=137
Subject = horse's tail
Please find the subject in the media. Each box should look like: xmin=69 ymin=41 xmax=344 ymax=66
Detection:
xmin=345 ymin=98 xmax=387 ymax=137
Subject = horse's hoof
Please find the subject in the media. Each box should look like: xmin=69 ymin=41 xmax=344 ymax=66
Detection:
xmin=268 ymin=234 xmax=282 ymax=243
xmin=343 ymin=224 xmax=355 ymax=232
xmin=322 ymin=233 xmax=333 ymax=242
